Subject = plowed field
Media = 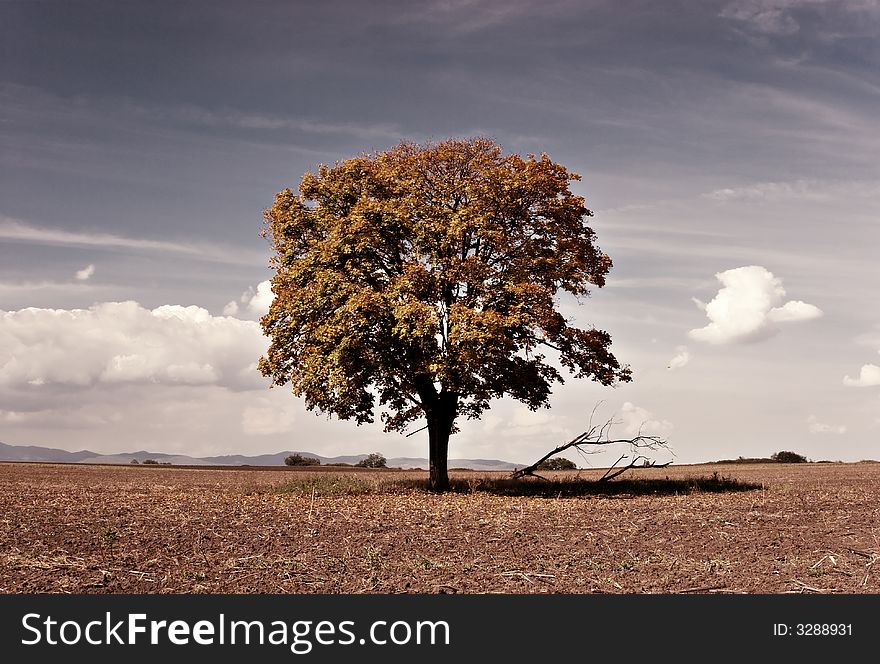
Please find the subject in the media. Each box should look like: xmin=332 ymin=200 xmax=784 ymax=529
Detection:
xmin=2 ymin=461 xmax=878 ymax=594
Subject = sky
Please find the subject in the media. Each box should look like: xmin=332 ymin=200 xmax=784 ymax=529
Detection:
xmin=1 ymin=0 xmax=879 ymax=467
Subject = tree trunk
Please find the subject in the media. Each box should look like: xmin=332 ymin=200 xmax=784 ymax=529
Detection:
xmin=427 ymin=393 xmax=457 ymax=492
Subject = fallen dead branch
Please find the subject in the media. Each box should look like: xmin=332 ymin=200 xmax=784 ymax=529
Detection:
xmin=512 ymin=405 xmax=672 ymax=481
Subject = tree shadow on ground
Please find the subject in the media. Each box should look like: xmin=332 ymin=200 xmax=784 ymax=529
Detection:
xmin=395 ymin=472 xmax=763 ymax=498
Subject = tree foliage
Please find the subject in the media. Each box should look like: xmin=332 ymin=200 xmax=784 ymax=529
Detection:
xmin=536 ymin=457 xmax=578 ymax=471
xmin=356 ymin=452 xmax=387 ymax=468
xmin=260 ymin=137 xmax=631 ymax=490
xmin=284 ymin=453 xmax=321 ymax=467
xmin=771 ymin=450 xmax=808 ymax=464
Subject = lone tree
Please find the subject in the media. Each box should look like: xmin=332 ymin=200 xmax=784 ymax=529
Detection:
xmin=284 ymin=453 xmax=321 ymax=467
xmin=537 ymin=457 xmax=578 ymax=471
xmin=771 ymin=450 xmax=808 ymax=464
xmin=356 ymin=452 xmax=387 ymax=469
xmin=259 ymin=138 xmax=631 ymax=491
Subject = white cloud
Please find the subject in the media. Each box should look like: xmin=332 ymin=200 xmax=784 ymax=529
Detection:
xmin=843 ymin=363 xmax=880 ymax=387
xmin=242 ymin=397 xmax=297 ymax=435
xmin=179 ymin=107 xmax=404 ymax=141
xmin=719 ymin=0 xmax=879 ymax=36
xmin=224 ymin=280 xmax=273 ymax=319
xmin=0 ymin=406 xmax=120 ymax=428
xmin=703 ymin=180 xmax=880 ymax=203
xmin=720 ymin=1 xmax=804 ymax=35
xmin=688 ymin=265 xmax=822 ymax=345
xmin=0 ymin=215 xmax=265 ymax=266
xmin=0 ymin=216 xmax=194 ymax=253
xmin=0 ymin=280 xmax=99 ymax=293
xmin=75 ymin=264 xmax=95 ymax=281
xmin=807 ymin=415 xmax=847 ymax=435
xmin=619 ymin=402 xmax=674 ymax=437
xmin=667 ymin=346 xmax=690 ymax=370
xmin=0 ymin=301 xmax=267 ymax=390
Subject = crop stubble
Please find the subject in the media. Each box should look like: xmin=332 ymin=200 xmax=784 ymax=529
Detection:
xmin=1 ymin=462 xmax=878 ymax=594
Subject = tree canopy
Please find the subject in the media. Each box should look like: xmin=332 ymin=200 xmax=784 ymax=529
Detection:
xmin=536 ymin=457 xmax=578 ymax=471
xmin=284 ymin=454 xmax=321 ymax=467
xmin=356 ymin=452 xmax=387 ymax=469
xmin=259 ymin=137 xmax=630 ymax=490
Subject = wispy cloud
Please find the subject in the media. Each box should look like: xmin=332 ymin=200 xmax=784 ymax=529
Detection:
xmin=0 ymin=216 xmax=266 ymax=266
xmin=807 ymin=414 xmax=847 ymax=434
xmin=703 ymin=179 xmax=880 ymax=202
xmin=149 ymin=104 xmax=406 ymax=141
xmin=0 ymin=216 xmax=195 ymax=253
xmin=387 ymin=0 xmax=570 ymax=34
xmin=0 ymin=280 xmax=100 ymax=294
xmin=720 ymin=0 xmax=880 ymax=37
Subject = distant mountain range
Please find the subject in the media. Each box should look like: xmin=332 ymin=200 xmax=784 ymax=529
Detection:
xmin=0 ymin=441 xmax=522 ymax=471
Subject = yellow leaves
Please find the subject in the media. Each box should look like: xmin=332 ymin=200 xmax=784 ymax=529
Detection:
xmin=260 ymin=137 xmax=630 ymax=430
xmin=390 ymin=300 xmax=435 ymax=341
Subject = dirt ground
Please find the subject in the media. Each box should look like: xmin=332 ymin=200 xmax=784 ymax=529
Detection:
xmin=1 ymin=461 xmax=878 ymax=594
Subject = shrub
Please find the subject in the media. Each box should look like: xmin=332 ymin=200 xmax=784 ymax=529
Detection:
xmin=536 ymin=457 xmax=577 ymax=471
xmin=142 ymin=459 xmax=159 ymax=465
xmin=771 ymin=450 xmax=808 ymax=464
xmin=284 ymin=454 xmax=321 ymax=467
xmin=356 ymin=452 xmax=387 ymax=468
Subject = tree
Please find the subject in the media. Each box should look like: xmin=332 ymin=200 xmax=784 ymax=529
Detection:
xmin=356 ymin=452 xmax=387 ymax=468
xmin=259 ymin=138 xmax=631 ymax=491
xmin=285 ymin=453 xmax=321 ymax=466
xmin=771 ymin=450 xmax=808 ymax=464
xmin=536 ymin=457 xmax=578 ymax=471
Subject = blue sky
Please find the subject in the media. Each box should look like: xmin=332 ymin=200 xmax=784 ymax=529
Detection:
xmin=1 ymin=0 xmax=879 ymax=465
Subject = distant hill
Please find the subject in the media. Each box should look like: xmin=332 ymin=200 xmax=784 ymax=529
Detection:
xmin=0 ymin=441 xmax=522 ymax=471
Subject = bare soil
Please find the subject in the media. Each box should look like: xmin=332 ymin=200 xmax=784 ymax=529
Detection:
xmin=1 ymin=461 xmax=878 ymax=594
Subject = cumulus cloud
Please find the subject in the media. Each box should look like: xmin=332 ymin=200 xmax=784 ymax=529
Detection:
xmin=224 ymin=280 xmax=273 ymax=319
xmin=688 ymin=265 xmax=822 ymax=345
xmin=807 ymin=415 xmax=847 ymax=435
xmin=619 ymin=402 xmax=674 ymax=437
xmin=843 ymin=363 xmax=880 ymax=387
xmin=75 ymin=264 xmax=95 ymax=281
xmin=0 ymin=301 xmax=268 ymax=390
xmin=667 ymin=346 xmax=690 ymax=370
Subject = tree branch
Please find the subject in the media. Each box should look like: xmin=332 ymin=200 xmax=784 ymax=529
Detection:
xmin=598 ymin=455 xmax=671 ymax=482
xmin=511 ymin=407 xmax=671 ymax=480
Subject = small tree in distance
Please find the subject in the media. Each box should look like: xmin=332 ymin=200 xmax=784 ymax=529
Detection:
xmin=356 ymin=452 xmax=387 ymax=469
xmin=260 ymin=138 xmax=631 ymax=491
xmin=285 ymin=453 xmax=321 ymax=467
xmin=536 ymin=457 xmax=578 ymax=471
xmin=771 ymin=450 xmax=808 ymax=464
